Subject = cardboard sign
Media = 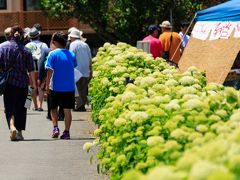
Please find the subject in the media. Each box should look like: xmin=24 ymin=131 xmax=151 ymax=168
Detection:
xmin=178 ymin=33 xmax=240 ymax=84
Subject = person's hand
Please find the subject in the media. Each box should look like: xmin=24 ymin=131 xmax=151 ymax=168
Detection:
xmin=37 ymin=79 xmax=41 ymax=86
xmin=31 ymin=84 xmax=37 ymax=91
xmin=30 ymin=84 xmax=37 ymax=96
xmin=45 ymin=85 xmax=50 ymax=94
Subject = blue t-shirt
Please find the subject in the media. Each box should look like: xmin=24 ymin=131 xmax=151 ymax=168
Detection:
xmin=45 ymin=48 xmax=77 ymax=92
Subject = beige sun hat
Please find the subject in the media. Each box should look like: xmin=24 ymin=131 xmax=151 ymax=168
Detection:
xmin=68 ymin=29 xmax=86 ymax=41
xmin=68 ymin=29 xmax=83 ymax=38
xmin=68 ymin=27 xmax=78 ymax=34
xmin=159 ymin=20 xmax=172 ymax=28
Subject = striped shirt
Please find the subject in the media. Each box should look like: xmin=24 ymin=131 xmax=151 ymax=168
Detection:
xmin=0 ymin=39 xmax=34 ymax=88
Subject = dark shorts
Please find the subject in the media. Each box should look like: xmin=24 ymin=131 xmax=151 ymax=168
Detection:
xmin=49 ymin=90 xmax=75 ymax=109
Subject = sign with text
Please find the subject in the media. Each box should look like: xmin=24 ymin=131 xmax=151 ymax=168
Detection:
xmin=209 ymin=22 xmax=234 ymax=40
xmin=234 ymin=22 xmax=240 ymax=38
xmin=192 ymin=21 xmax=215 ymax=40
xmin=193 ymin=21 xmax=240 ymax=40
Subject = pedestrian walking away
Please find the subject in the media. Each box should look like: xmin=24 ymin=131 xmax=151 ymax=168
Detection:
xmin=0 ymin=25 xmax=36 ymax=141
xmin=25 ymin=27 xmax=50 ymax=112
xmin=68 ymin=29 xmax=92 ymax=112
xmin=45 ymin=32 xmax=77 ymax=140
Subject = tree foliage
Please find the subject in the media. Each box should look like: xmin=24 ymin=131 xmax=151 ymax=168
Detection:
xmin=41 ymin=0 xmax=227 ymax=45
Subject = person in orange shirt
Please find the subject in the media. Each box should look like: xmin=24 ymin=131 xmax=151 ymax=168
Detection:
xmin=159 ymin=20 xmax=182 ymax=65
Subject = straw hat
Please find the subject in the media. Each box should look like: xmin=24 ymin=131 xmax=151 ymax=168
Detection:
xmin=159 ymin=20 xmax=172 ymax=28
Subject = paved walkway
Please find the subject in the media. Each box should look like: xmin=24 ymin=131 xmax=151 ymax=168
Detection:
xmin=0 ymin=97 xmax=106 ymax=180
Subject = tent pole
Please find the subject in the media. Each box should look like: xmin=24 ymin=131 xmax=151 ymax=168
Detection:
xmin=171 ymin=13 xmax=197 ymax=65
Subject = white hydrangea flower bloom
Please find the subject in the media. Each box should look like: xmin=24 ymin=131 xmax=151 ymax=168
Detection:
xmin=147 ymin=136 xmax=164 ymax=147
xmin=130 ymin=111 xmax=149 ymax=124
xmin=179 ymin=76 xmax=199 ymax=86
xmin=114 ymin=118 xmax=127 ymax=127
xmin=182 ymin=99 xmax=204 ymax=110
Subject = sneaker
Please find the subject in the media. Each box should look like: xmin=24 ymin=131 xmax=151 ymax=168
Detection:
xmin=16 ymin=131 xmax=24 ymax=141
xmin=10 ymin=128 xmax=17 ymax=141
xmin=52 ymin=127 xmax=60 ymax=138
xmin=38 ymin=108 xmax=44 ymax=111
xmin=32 ymin=107 xmax=38 ymax=111
xmin=60 ymin=131 xmax=70 ymax=140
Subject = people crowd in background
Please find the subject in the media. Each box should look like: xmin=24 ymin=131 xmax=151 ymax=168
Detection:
xmin=143 ymin=20 xmax=191 ymax=67
xmin=0 ymin=22 xmax=92 ymax=141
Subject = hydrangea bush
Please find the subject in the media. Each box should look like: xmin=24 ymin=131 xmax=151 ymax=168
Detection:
xmin=87 ymin=42 xmax=240 ymax=180
xmin=89 ymin=42 xmax=172 ymax=124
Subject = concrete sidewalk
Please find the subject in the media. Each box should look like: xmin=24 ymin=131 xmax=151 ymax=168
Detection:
xmin=0 ymin=97 xmax=107 ymax=180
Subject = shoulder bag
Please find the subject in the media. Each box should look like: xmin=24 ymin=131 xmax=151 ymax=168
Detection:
xmin=162 ymin=33 xmax=172 ymax=61
xmin=162 ymin=33 xmax=178 ymax=68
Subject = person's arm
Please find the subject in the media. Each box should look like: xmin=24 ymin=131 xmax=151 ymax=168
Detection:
xmin=69 ymin=42 xmax=77 ymax=54
xmin=158 ymin=40 xmax=163 ymax=57
xmin=89 ymin=62 xmax=93 ymax=80
xmin=177 ymin=33 xmax=184 ymax=54
xmin=87 ymin=46 xmax=93 ymax=79
xmin=44 ymin=50 xmax=54 ymax=93
xmin=29 ymin=71 xmax=36 ymax=90
xmin=38 ymin=54 xmax=46 ymax=84
xmin=26 ymin=50 xmax=37 ymax=90
xmin=38 ymin=46 xmax=50 ymax=84
xmin=45 ymin=69 xmax=53 ymax=94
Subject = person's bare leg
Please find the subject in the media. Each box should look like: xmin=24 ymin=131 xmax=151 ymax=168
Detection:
xmin=38 ymin=87 xmax=44 ymax=110
xmin=51 ymin=108 xmax=58 ymax=127
xmin=10 ymin=116 xmax=16 ymax=129
xmin=9 ymin=116 xmax=17 ymax=141
xmin=51 ymin=108 xmax=59 ymax=138
xmin=63 ymin=109 xmax=72 ymax=131
xmin=32 ymin=89 xmax=38 ymax=110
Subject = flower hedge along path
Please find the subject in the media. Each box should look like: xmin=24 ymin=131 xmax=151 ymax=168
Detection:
xmin=89 ymin=42 xmax=173 ymax=124
xmin=85 ymin=42 xmax=240 ymax=180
